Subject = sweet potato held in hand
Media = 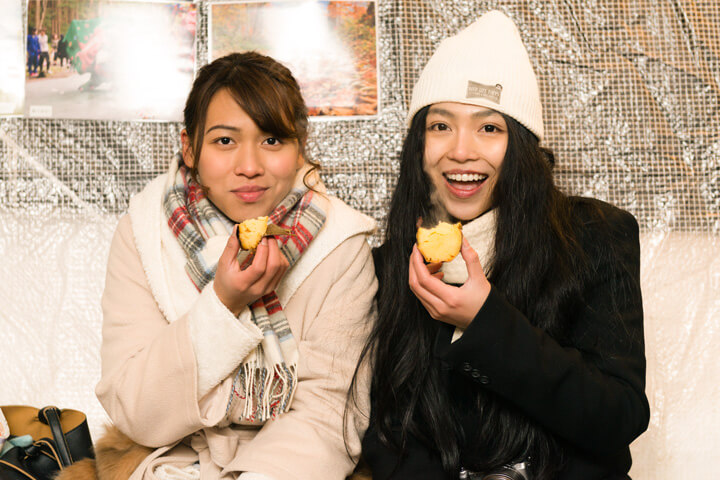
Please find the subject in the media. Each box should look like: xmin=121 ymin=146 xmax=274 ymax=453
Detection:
xmin=236 ymin=216 xmax=293 ymax=251
xmin=416 ymin=222 xmax=463 ymax=263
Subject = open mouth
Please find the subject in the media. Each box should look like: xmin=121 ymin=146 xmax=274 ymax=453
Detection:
xmin=443 ymin=172 xmax=488 ymax=197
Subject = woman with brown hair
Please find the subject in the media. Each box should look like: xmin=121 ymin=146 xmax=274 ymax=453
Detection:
xmin=91 ymin=52 xmax=376 ymax=480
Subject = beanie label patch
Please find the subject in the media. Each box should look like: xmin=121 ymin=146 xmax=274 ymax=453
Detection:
xmin=466 ymin=81 xmax=502 ymax=103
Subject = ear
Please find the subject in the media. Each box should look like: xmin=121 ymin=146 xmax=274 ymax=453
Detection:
xmin=180 ymin=129 xmax=194 ymax=168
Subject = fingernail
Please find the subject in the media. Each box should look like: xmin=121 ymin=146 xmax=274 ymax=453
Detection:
xmin=261 ymin=237 xmax=268 ymax=246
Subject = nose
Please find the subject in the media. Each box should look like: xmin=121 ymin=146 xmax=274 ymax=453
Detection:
xmin=233 ymin=144 xmax=263 ymax=178
xmin=447 ymin=128 xmax=479 ymax=163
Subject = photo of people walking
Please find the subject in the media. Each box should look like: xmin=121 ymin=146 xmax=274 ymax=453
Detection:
xmin=25 ymin=0 xmax=196 ymax=121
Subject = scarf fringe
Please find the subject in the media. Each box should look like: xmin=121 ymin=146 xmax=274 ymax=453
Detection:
xmin=235 ymin=362 xmax=298 ymax=423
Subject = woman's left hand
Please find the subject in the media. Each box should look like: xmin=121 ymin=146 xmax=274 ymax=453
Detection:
xmin=408 ymin=238 xmax=491 ymax=329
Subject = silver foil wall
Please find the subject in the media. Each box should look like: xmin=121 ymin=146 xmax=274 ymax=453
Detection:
xmin=1 ymin=1 xmax=719 ymax=477
xmin=3 ymin=1 xmax=717 ymax=234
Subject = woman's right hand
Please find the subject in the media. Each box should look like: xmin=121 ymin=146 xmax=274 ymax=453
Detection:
xmin=408 ymin=238 xmax=491 ymax=329
xmin=214 ymin=228 xmax=289 ymax=316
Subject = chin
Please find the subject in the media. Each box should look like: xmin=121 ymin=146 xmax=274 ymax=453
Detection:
xmin=454 ymin=210 xmax=487 ymax=223
xmin=446 ymin=207 xmax=478 ymax=222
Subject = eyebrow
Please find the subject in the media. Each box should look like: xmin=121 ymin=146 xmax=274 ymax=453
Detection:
xmin=428 ymin=107 xmax=499 ymax=120
xmin=205 ymin=124 xmax=240 ymax=134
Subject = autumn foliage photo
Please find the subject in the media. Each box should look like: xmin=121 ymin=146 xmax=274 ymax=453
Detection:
xmin=210 ymin=1 xmax=378 ymax=118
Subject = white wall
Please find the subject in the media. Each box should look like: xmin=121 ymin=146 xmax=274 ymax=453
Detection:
xmin=630 ymin=232 xmax=720 ymax=478
xmin=0 ymin=212 xmax=116 ymax=440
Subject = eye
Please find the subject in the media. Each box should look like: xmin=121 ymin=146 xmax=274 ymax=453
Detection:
xmin=215 ymin=136 xmax=233 ymax=145
xmin=263 ymin=137 xmax=283 ymax=146
xmin=428 ymin=122 xmax=450 ymax=131
xmin=482 ymin=124 xmax=500 ymax=133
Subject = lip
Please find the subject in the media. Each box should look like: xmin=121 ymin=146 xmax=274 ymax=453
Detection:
xmin=442 ymin=171 xmax=488 ymax=199
xmin=444 ymin=169 xmax=484 ymax=175
xmin=232 ymin=185 xmax=267 ymax=202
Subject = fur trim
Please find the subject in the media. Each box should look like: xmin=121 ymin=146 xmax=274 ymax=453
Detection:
xmin=54 ymin=459 xmax=97 ymax=480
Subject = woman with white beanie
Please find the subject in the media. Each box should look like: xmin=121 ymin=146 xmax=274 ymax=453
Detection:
xmin=354 ymin=10 xmax=649 ymax=480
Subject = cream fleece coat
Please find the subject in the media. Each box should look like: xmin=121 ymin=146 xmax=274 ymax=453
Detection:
xmin=96 ymin=173 xmax=377 ymax=480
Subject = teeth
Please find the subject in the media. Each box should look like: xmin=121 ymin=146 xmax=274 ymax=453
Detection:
xmin=445 ymin=173 xmax=487 ymax=182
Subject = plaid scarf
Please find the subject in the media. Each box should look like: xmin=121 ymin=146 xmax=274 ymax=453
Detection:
xmin=162 ymin=156 xmax=326 ymax=423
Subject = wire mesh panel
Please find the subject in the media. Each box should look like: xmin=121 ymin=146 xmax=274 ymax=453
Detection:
xmin=2 ymin=0 xmax=718 ymax=236
xmin=1 ymin=0 xmax=718 ymax=233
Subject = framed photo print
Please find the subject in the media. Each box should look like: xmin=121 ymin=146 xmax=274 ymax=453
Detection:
xmin=25 ymin=0 xmax=197 ymax=121
xmin=0 ymin=0 xmax=25 ymax=116
xmin=210 ymin=1 xmax=378 ymax=118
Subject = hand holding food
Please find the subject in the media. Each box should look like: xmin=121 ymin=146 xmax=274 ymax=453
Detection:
xmin=409 ymin=238 xmax=491 ymax=329
xmin=215 ymin=231 xmax=289 ymax=316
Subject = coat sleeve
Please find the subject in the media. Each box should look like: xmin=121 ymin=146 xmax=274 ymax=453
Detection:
xmin=229 ymin=233 xmax=377 ymax=480
xmin=435 ymin=208 xmax=649 ymax=458
xmin=96 ymin=215 xmax=263 ymax=447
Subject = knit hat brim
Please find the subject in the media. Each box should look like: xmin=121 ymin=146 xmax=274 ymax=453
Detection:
xmin=407 ymin=10 xmax=544 ymax=141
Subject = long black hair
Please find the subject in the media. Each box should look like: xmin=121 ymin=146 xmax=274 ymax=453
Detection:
xmin=353 ymin=106 xmax=604 ymax=478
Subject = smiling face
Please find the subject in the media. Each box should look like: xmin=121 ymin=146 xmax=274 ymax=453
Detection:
xmin=181 ymin=88 xmax=304 ymax=223
xmin=423 ymin=102 xmax=509 ymax=222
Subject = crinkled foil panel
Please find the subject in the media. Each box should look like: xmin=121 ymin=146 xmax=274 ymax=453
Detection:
xmin=1 ymin=1 xmax=719 ymax=477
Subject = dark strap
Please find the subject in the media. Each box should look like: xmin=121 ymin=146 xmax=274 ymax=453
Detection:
xmin=38 ymin=406 xmax=72 ymax=467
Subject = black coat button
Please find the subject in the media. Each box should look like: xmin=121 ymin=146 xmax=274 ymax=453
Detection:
xmin=478 ymin=375 xmax=490 ymax=385
xmin=471 ymin=370 xmax=481 ymax=378
xmin=462 ymin=362 xmax=472 ymax=372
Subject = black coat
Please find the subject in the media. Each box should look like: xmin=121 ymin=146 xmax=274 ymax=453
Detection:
xmin=362 ymin=199 xmax=650 ymax=480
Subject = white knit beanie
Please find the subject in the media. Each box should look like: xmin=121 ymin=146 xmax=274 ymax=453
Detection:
xmin=407 ymin=10 xmax=544 ymax=141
